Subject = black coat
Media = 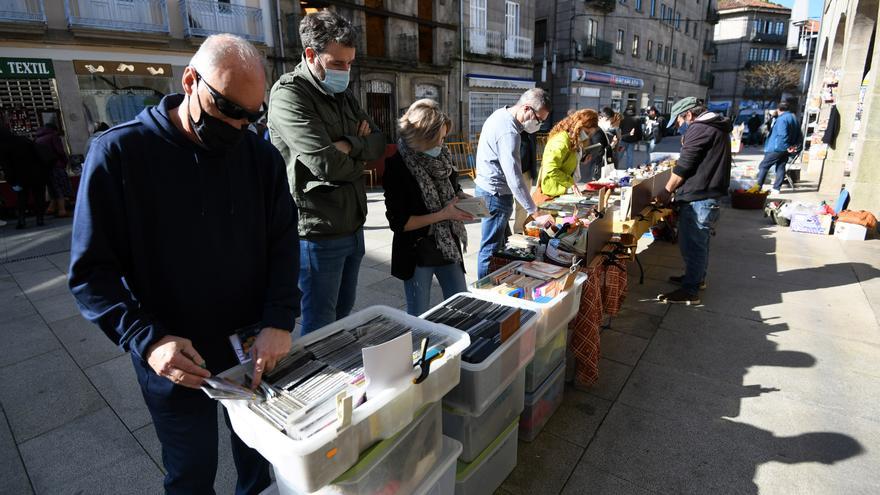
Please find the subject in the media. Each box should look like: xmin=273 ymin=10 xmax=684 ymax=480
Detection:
xmin=383 ymin=151 xmax=464 ymax=281
xmin=0 ymin=129 xmax=50 ymax=187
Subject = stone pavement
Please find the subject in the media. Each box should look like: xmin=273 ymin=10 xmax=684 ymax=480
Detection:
xmin=2 ymin=148 xmax=879 ymax=494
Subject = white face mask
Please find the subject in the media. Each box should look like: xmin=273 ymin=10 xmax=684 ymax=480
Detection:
xmin=598 ymin=119 xmax=611 ymax=131
xmin=523 ymin=119 xmax=541 ymax=134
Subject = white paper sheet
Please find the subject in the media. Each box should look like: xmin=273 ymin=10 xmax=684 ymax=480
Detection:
xmin=361 ymin=331 xmax=414 ymax=399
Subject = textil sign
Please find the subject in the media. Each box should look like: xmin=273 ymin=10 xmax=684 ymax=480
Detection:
xmin=571 ymin=69 xmax=644 ymax=89
xmin=0 ymin=58 xmax=55 ymax=79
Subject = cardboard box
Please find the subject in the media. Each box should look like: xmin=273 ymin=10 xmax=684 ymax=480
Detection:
xmin=791 ymin=213 xmax=833 ymax=235
xmin=833 ymin=222 xmax=868 ymax=241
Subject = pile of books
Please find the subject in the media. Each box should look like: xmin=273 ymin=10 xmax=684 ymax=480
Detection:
xmin=473 ymin=261 xmax=574 ymax=303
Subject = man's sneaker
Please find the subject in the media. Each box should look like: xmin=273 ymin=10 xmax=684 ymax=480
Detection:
xmin=668 ymin=275 xmax=707 ymax=290
xmin=770 ymin=188 xmax=781 ymax=195
xmin=658 ymin=288 xmax=701 ymax=305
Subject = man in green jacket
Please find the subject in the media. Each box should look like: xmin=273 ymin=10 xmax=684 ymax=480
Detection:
xmin=268 ymin=10 xmax=385 ymax=334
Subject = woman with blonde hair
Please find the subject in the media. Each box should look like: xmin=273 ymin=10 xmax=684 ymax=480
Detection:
xmin=384 ymin=99 xmax=474 ymax=316
xmin=535 ymin=109 xmax=601 ymax=199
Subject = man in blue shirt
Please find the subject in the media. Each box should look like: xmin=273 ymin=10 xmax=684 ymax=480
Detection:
xmin=756 ymin=102 xmax=802 ymax=194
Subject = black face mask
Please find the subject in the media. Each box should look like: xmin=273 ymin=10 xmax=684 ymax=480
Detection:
xmin=188 ymin=80 xmax=245 ymax=152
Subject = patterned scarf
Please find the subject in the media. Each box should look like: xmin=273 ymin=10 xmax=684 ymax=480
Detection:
xmin=397 ymin=139 xmax=467 ymax=263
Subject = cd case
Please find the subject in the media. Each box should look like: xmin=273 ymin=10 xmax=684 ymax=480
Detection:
xmin=455 ymin=197 xmax=490 ymax=218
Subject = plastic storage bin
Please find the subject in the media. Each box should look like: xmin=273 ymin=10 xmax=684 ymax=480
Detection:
xmin=470 ymin=261 xmax=587 ymax=350
xmin=220 ymin=306 xmax=471 ymax=493
xmin=454 ymin=420 xmax=519 ymax=495
xmin=524 ymin=321 xmax=567 ymax=393
xmin=415 ymin=437 xmax=462 ymax=495
xmin=519 ymin=362 xmax=565 ymax=442
xmin=429 ymin=292 xmax=537 ymax=416
xmin=442 ymin=368 xmax=525 ymax=463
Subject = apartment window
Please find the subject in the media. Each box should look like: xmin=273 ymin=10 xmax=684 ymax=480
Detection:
xmin=676 ymin=13 xmax=681 ymax=29
xmin=364 ymin=0 xmax=387 ymax=58
xmin=586 ymin=19 xmax=598 ymax=45
xmin=657 ymin=43 xmax=663 ymax=63
xmin=775 ymin=22 xmax=785 ymax=35
xmin=632 ymin=35 xmax=640 ymax=57
xmin=647 ymin=40 xmax=654 ymax=60
xmin=749 ymin=48 xmax=758 ymax=60
xmin=650 ymin=0 xmax=656 ymax=17
xmin=773 ymin=48 xmax=781 ymax=61
xmin=471 ymin=0 xmax=487 ymax=29
xmin=672 ymin=48 xmax=677 ymax=66
xmin=690 ymin=55 xmax=695 ymax=71
xmin=681 ymin=51 xmax=686 ymax=69
xmin=635 ymin=0 xmax=643 ymax=11
xmin=760 ymin=48 xmax=769 ymax=61
xmin=660 ymin=4 xmax=666 ymax=21
xmin=685 ymin=18 xmax=690 ymax=34
xmin=535 ymin=19 xmax=547 ymax=45
xmin=418 ymin=0 xmax=433 ymax=64
xmin=694 ymin=23 xmax=699 ymax=39
xmin=665 ymin=45 xmax=670 ymax=63
xmin=616 ymin=29 xmax=625 ymax=52
xmin=505 ymin=1 xmax=521 ymax=39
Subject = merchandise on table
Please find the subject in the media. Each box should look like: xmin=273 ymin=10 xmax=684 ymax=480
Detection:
xmin=454 ymin=419 xmax=519 ymax=495
xmin=471 ymin=260 xmax=587 ymax=346
xmin=216 ymin=306 xmax=469 ymax=493
xmin=472 ymin=260 xmax=575 ymax=302
xmin=524 ymin=322 xmax=568 ymax=394
xmin=424 ymin=293 xmax=537 ymax=417
xmin=519 ymin=362 xmax=566 ymax=442
xmin=273 ymin=402 xmax=443 ymax=495
xmin=442 ymin=368 xmax=526 ymax=463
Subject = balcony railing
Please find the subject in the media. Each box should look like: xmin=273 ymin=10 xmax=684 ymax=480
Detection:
xmin=65 ymin=0 xmax=168 ymax=33
xmin=504 ymin=35 xmax=533 ymax=60
xmin=706 ymin=7 xmax=719 ymax=24
xmin=466 ymin=27 xmax=502 ymax=56
xmin=703 ymin=40 xmax=717 ymax=55
xmin=0 ymin=0 xmax=45 ymax=24
xmin=579 ymin=38 xmax=614 ymax=64
xmin=750 ymin=31 xmax=786 ymax=44
xmin=180 ymin=0 xmax=263 ymax=43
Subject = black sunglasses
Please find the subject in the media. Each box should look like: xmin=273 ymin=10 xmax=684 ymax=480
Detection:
xmin=526 ymin=106 xmax=547 ymax=123
xmin=194 ymin=70 xmax=266 ymax=123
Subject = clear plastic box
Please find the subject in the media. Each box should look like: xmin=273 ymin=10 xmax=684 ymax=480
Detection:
xmin=519 ymin=362 xmax=565 ymax=442
xmin=524 ymin=321 xmax=567 ymax=394
xmin=442 ymin=368 xmax=525 ymax=463
xmin=429 ymin=292 xmax=537 ymax=417
xmin=414 ymin=437 xmax=462 ymax=495
xmin=220 ymin=306 xmax=471 ymax=493
xmin=470 ymin=261 xmax=587 ymax=350
xmin=454 ymin=419 xmax=519 ymax=495
xmin=274 ymin=401 xmax=443 ymax=495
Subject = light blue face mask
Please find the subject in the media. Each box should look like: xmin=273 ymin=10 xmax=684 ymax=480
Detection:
xmin=422 ymin=146 xmax=442 ymax=158
xmin=679 ymin=121 xmax=689 ymax=135
xmin=316 ymin=57 xmax=350 ymax=94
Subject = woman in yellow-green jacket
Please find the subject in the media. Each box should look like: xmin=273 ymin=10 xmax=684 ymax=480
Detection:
xmin=538 ymin=109 xmax=601 ymax=198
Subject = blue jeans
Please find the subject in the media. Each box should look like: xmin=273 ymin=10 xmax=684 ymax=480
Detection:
xmin=677 ymin=198 xmax=721 ymax=295
xmin=621 ymin=141 xmax=636 ymax=169
xmin=756 ymin=151 xmax=789 ymax=190
xmin=299 ymin=229 xmax=365 ymax=334
xmin=403 ymin=263 xmax=468 ymax=316
xmin=475 ymin=186 xmax=514 ymax=278
xmin=133 ymin=356 xmax=270 ymax=495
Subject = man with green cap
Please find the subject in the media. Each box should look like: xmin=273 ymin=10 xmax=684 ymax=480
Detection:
xmin=655 ymin=97 xmax=732 ymax=305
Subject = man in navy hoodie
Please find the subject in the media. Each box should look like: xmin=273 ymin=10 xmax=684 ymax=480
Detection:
xmin=69 ymin=34 xmax=300 ymax=494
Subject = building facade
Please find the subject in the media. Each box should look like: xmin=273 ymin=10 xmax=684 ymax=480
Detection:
xmin=709 ymin=0 xmax=791 ymax=115
xmin=535 ymin=0 xmax=717 ymax=122
xmin=807 ymin=0 xmax=878 ymax=213
xmin=0 ymin=0 xmax=283 ymax=156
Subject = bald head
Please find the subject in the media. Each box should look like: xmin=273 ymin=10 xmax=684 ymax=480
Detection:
xmin=190 ymin=34 xmax=264 ymax=79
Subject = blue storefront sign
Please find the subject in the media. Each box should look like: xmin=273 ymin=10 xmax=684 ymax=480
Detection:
xmin=571 ymin=68 xmax=644 ymax=89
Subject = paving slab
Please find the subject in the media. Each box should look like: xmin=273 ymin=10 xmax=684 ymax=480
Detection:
xmin=0 ymin=290 xmax=37 ymax=325
xmin=604 ymin=309 xmax=662 ymax=339
xmin=583 ymin=358 xmax=633 ymax=402
xmin=46 ymin=251 xmax=71 ymax=272
xmin=561 ymin=462 xmax=658 ymax=495
xmin=2 ymin=257 xmax=56 ymax=275
xmin=0 ymin=405 xmax=32 ymax=495
xmin=0 ymin=348 xmax=105 ymax=442
xmin=85 ymin=354 xmax=152 ymax=431
xmin=598 ymin=329 xmax=650 ymax=367
xmin=355 ymin=265 xmax=393 ymax=288
xmin=18 ymin=408 xmax=163 ymax=495
xmin=50 ymin=314 xmax=124 ymax=369
xmin=0 ymin=314 xmax=61 ymax=368
xmin=132 ymin=423 xmax=164 ymax=474
xmin=29 ymin=291 xmax=82 ymax=324
xmin=11 ymin=267 xmax=68 ymax=302
xmin=500 ymin=431 xmax=584 ymax=495
xmin=544 ymin=386 xmax=612 ymax=448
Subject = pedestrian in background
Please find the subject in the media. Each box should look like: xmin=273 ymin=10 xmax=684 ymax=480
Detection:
xmin=268 ymin=10 xmax=385 ymax=334
xmin=0 ymin=125 xmax=49 ymax=229
xmin=656 ymin=97 xmax=732 ymax=305
xmin=69 ymin=34 xmax=300 ymax=494
xmin=619 ymin=105 xmax=643 ymax=169
xmin=384 ymin=99 xmax=473 ymax=316
xmin=34 ymin=122 xmax=71 ymax=218
xmin=643 ymin=106 xmax=665 ymax=159
xmin=598 ymin=107 xmax=620 ymax=170
xmin=474 ymin=88 xmax=551 ymax=278
xmin=756 ymin=101 xmax=802 ymax=195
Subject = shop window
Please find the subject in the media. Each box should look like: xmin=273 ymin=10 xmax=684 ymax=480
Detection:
xmin=415 ymin=83 xmax=441 ymax=104
xmin=468 ymin=92 xmax=519 ymax=139
xmin=77 ymin=74 xmax=168 ymax=128
xmin=0 ymin=79 xmax=60 ymax=137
